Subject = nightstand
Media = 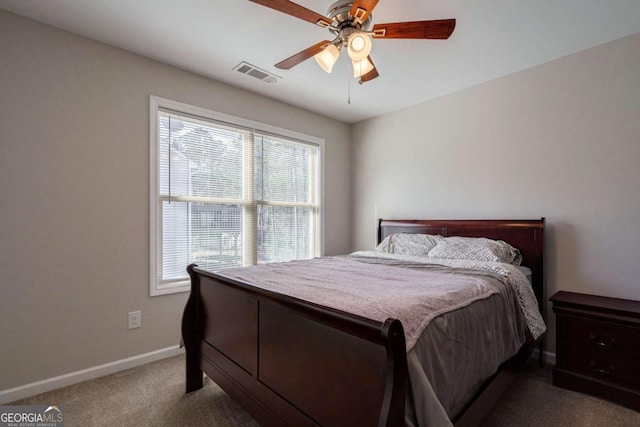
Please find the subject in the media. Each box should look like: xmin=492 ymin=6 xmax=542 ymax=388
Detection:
xmin=550 ymin=291 xmax=640 ymax=411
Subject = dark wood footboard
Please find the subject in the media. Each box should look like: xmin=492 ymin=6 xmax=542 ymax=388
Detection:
xmin=183 ymin=264 xmax=408 ymax=427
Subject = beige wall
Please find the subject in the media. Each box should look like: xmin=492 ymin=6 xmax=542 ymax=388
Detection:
xmin=0 ymin=10 xmax=351 ymax=390
xmin=2 ymin=6 xmax=639 ymax=391
xmin=351 ymin=32 xmax=640 ymax=354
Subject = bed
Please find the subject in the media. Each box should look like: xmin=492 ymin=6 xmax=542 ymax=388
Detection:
xmin=181 ymin=218 xmax=546 ymax=426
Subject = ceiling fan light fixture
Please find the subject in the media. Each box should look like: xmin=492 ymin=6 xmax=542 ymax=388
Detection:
xmin=352 ymin=57 xmax=374 ymax=78
xmin=249 ymin=0 xmax=456 ymax=85
xmin=314 ymin=44 xmax=340 ymax=73
xmin=347 ymin=33 xmax=372 ymax=61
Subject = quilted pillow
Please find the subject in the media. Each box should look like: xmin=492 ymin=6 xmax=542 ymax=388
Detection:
xmin=375 ymin=233 xmax=443 ymax=257
xmin=427 ymin=236 xmax=523 ymax=265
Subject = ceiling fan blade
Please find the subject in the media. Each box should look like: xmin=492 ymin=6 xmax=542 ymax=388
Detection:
xmin=275 ymin=40 xmax=332 ymax=69
xmin=359 ymin=56 xmax=379 ymax=84
xmin=349 ymin=0 xmax=379 ymax=23
xmin=372 ymin=19 xmax=456 ymax=39
xmin=249 ymin=0 xmax=332 ymax=28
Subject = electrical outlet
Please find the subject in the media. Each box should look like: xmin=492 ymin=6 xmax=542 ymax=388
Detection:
xmin=128 ymin=311 xmax=141 ymax=329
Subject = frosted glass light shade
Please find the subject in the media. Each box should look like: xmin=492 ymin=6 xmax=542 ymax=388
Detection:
xmin=352 ymin=57 xmax=374 ymax=77
xmin=314 ymin=44 xmax=340 ymax=73
xmin=347 ymin=33 xmax=372 ymax=61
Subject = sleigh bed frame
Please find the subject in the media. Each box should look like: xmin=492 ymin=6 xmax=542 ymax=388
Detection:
xmin=182 ymin=218 xmax=545 ymax=426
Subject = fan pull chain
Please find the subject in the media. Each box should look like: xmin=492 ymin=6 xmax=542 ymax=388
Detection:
xmin=347 ymin=60 xmax=351 ymax=105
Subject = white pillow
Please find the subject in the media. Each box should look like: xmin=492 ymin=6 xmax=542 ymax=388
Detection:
xmin=376 ymin=233 xmax=443 ymax=257
xmin=427 ymin=236 xmax=523 ymax=265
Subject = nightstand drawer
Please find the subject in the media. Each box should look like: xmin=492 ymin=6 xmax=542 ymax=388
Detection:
xmin=566 ymin=316 xmax=640 ymax=356
xmin=567 ymin=340 xmax=640 ymax=389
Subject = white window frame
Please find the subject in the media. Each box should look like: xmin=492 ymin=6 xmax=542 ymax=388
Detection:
xmin=149 ymin=96 xmax=324 ymax=296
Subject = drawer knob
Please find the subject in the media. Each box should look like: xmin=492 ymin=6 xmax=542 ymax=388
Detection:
xmin=589 ymin=359 xmax=615 ymax=376
xmin=588 ymin=333 xmax=616 ymax=348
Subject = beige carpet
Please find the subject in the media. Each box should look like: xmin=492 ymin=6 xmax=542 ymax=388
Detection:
xmin=481 ymin=360 xmax=640 ymax=427
xmin=10 ymin=354 xmax=639 ymax=426
xmin=10 ymin=355 xmax=259 ymax=427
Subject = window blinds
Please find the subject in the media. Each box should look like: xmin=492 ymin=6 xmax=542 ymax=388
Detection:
xmin=156 ymin=109 xmax=318 ymax=287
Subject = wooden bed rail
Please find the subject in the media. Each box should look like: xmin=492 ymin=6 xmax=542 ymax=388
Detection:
xmin=183 ymin=264 xmax=408 ymax=427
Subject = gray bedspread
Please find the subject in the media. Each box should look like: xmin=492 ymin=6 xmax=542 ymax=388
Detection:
xmin=219 ymin=255 xmax=532 ymax=427
xmin=346 ymin=255 xmax=528 ymax=425
xmin=221 ymin=256 xmax=508 ymax=351
xmin=406 ymin=281 xmax=526 ymax=426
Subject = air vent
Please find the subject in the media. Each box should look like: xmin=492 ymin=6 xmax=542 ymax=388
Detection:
xmin=233 ymin=62 xmax=281 ymax=84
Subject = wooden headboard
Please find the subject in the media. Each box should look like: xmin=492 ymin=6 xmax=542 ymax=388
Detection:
xmin=378 ymin=218 xmax=546 ymax=312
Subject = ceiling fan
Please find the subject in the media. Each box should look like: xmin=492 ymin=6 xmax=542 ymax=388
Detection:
xmin=249 ymin=0 xmax=456 ymax=84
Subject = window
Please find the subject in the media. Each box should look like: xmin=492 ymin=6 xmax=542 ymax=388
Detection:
xmin=150 ymin=97 xmax=323 ymax=295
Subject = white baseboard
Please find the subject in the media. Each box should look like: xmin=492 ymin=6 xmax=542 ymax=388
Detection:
xmin=0 ymin=346 xmax=183 ymax=404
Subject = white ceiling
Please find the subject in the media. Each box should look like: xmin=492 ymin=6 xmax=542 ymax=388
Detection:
xmin=2 ymin=0 xmax=640 ymax=123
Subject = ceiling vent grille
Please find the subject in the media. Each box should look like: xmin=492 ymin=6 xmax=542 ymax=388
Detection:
xmin=233 ymin=62 xmax=281 ymax=84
